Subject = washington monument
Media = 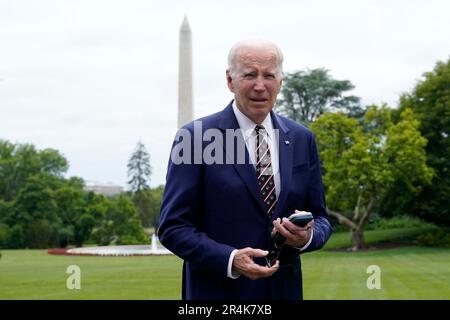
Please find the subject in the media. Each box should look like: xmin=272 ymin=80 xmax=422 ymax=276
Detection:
xmin=177 ymin=16 xmax=193 ymax=129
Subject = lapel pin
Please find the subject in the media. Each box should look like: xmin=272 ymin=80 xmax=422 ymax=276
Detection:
xmin=285 ymin=140 xmax=290 ymax=145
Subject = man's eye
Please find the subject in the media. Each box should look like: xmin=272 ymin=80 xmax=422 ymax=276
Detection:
xmin=243 ymin=73 xmax=255 ymax=79
xmin=265 ymin=74 xmax=275 ymax=79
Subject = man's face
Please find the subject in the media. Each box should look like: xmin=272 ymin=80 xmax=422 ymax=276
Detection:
xmin=226 ymin=46 xmax=283 ymax=124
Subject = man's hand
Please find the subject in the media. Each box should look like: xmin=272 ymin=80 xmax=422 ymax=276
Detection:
xmin=232 ymin=247 xmax=279 ymax=280
xmin=272 ymin=217 xmax=314 ymax=248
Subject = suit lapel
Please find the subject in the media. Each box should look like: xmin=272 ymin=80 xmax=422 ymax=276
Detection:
xmin=218 ymin=102 xmax=268 ymax=213
xmin=271 ymin=112 xmax=293 ymax=220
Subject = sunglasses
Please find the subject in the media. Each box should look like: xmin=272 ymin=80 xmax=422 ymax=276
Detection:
xmin=265 ymin=212 xmax=313 ymax=267
xmin=265 ymin=230 xmax=286 ymax=267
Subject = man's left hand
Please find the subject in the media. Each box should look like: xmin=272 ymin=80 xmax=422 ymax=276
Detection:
xmin=272 ymin=217 xmax=314 ymax=248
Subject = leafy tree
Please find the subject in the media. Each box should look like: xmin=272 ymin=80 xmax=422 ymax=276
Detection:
xmin=14 ymin=174 xmax=60 ymax=225
xmin=55 ymin=187 xmax=85 ymax=226
xmin=0 ymin=141 xmax=67 ymax=201
xmin=25 ymin=219 xmax=58 ymax=249
xmin=74 ymin=213 xmax=96 ymax=246
xmin=276 ymin=68 xmax=363 ymax=125
xmin=131 ymin=186 xmax=164 ymax=229
xmin=0 ymin=223 xmax=10 ymax=248
xmin=57 ymin=226 xmax=74 ymax=248
xmin=0 ymin=138 xmax=150 ymax=248
xmin=8 ymin=224 xmax=25 ymax=248
xmin=84 ymin=191 xmax=108 ymax=221
xmin=111 ymin=195 xmax=148 ymax=244
xmin=93 ymin=195 xmax=148 ymax=245
xmin=149 ymin=185 xmax=164 ymax=229
xmin=0 ymin=198 xmax=14 ymax=226
xmin=390 ymin=58 xmax=450 ymax=225
xmin=54 ymin=186 xmax=99 ymax=247
xmin=0 ymin=140 xmax=95 ymax=248
xmin=310 ymin=106 xmax=433 ymax=250
xmin=132 ymin=191 xmax=153 ymax=228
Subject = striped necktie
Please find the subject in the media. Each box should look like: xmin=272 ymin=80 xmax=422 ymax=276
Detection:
xmin=255 ymin=125 xmax=277 ymax=216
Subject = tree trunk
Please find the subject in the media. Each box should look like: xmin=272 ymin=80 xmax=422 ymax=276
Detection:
xmin=351 ymin=227 xmax=365 ymax=251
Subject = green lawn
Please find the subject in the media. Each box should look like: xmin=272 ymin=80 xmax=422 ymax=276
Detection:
xmin=302 ymin=246 xmax=449 ymax=299
xmin=0 ymin=251 xmax=182 ymax=299
xmin=0 ymin=227 xmax=449 ymax=299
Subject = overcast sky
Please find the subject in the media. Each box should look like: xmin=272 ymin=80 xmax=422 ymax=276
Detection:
xmin=1 ymin=0 xmax=449 ymax=188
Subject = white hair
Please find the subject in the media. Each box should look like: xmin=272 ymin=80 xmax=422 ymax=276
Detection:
xmin=227 ymin=39 xmax=284 ymax=77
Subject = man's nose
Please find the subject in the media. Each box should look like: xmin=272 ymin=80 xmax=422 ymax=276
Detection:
xmin=253 ymin=77 xmax=266 ymax=92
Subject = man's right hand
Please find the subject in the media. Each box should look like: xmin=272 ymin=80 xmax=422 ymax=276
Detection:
xmin=232 ymin=247 xmax=279 ymax=280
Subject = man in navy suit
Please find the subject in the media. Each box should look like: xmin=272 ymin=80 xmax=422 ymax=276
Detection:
xmin=158 ymin=40 xmax=333 ymax=300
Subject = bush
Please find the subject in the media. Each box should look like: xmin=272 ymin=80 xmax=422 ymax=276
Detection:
xmin=366 ymin=215 xmax=431 ymax=230
xmin=58 ymin=226 xmax=74 ymax=248
xmin=25 ymin=219 xmax=55 ymax=248
xmin=8 ymin=224 xmax=25 ymax=248
xmin=416 ymin=229 xmax=450 ymax=247
xmin=0 ymin=223 xmax=11 ymax=248
xmin=117 ymin=235 xmax=145 ymax=245
xmin=331 ymin=214 xmax=432 ymax=233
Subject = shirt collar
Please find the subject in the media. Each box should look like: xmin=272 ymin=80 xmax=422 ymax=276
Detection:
xmin=232 ymin=101 xmax=274 ymax=141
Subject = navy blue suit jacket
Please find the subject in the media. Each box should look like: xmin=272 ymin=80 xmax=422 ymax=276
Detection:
xmin=158 ymin=101 xmax=332 ymax=300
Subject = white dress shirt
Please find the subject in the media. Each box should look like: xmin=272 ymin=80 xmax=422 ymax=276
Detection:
xmin=227 ymin=101 xmax=313 ymax=279
xmin=232 ymin=102 xmax=281 ymax=198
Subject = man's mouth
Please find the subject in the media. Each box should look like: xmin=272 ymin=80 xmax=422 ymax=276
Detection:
xmin=250 ymin=98 xmax=268 ymax=102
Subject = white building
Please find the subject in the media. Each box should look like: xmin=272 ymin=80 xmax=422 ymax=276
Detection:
xmin=84 ymin=181 xmax=124 ymax=196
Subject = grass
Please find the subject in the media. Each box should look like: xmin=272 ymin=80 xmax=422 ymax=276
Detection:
xmin=302 ymin=246 xmax=449 ymax=299
xmin=0 ymin=227 xmax=449 ymax=300
xmin=0 ymin=251 xmax=183 ymax=300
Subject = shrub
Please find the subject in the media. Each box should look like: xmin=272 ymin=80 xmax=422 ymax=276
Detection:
xmin=58 ymin=226 xmax=74 ymax=248
xmin=416 ymin=229 xmax=450 ymax=247
xmin=0 ymin=223 xmax=11 ymax=248
xmin=366 ymin=215 xmax=431 ymax=230
xmin=117 ymin=235 xmax=144 ymax=245
xmin=8 ymin=224 xmax=25 ymax=248
xmin=25 ymin=219 xmax=55 ymax=248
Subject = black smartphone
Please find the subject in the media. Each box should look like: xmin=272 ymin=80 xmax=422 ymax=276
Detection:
xmin=266 ymin=211 xmax=314 ymax=267
xmin=287 ymin=211 xmax=314 ymax=227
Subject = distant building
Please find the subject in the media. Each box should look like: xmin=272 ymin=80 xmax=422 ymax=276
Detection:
xmin=84 ymin=181 xmax=124 ymax=196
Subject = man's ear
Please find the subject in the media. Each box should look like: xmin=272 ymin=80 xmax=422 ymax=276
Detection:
xmin=226 ymin=69 xmax=234 ymax=93
xmin=277 ymin=78 xmax=283 ymax=94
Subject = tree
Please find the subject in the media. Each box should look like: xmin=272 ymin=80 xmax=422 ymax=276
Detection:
xmin=276 ymin=68 xmax=363 ymax=125
xmin=55 ymin=186 xmax=98 ymax=247
xmin=148 ymin=185 xmax=164 ymax=229
xmin=130 ymin=190 xmax=152 ymax=228
xmin=127 ymin=141 xmax=153 ymax=227
xmin=93 ymin=195 xmax=148 ymax=245
xmin=0 ymin=141 xmax=68 ymax=201
xmin=8 ymin=224 xmax=25 ymax=248
xmin=127 ymin=141 xmax=152 ymax=192
xmin=0 ymin=223 xmax=10 ymax=248
xmin=391 ymin=58 xmax=450 ymax=225
xmin=0 ymin=139 xmax=98 ymax=248
xmin=74 ymin=213 xmax=96 ymax=246
xmin=14 ymin=174 xmax=61 ymax=248
xmin=310 ymin=106 xmax=433 ymax=250
xmin=25 ymin=219 xmax=56 ymax=249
